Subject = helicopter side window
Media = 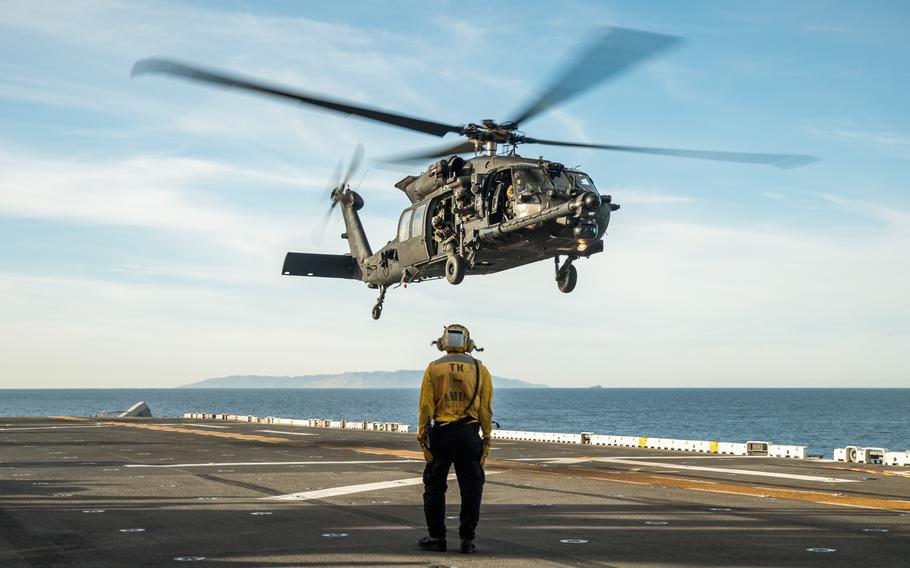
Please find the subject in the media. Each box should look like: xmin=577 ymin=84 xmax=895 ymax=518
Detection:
xmin=489 ymin=170 xmax=511 ymax=215
xmin=398 ymin=209 xmax=413 ymax=242
xmin=411 ymin=203 xmax=427 ymax=237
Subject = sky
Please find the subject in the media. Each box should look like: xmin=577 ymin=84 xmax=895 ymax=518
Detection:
xmin=1 ymin=0 xmax=908 ymax=388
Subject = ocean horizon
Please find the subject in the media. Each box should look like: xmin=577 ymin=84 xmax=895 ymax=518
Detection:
xmin=2 ymin=388 xmax=907 ymax=458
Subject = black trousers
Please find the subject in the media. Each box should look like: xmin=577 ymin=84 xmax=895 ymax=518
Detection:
xmin=423 ymin=419 xmax=485 ymax=540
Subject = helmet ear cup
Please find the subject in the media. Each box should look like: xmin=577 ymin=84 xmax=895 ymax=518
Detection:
xmin=437 ymin=334 xmax=446 ymax=352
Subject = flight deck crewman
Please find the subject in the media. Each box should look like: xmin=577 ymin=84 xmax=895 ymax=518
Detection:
xmin=417 ymin=324 xmax=493 ymax=555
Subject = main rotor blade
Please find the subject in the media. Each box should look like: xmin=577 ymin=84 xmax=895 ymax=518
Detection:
xmin=132 ymin=58 xmax=462 ymax=138
xmin=379 ymin=139 xmax=477 ymax=164
xmin=508 ymin=27 xmax=682 ymax=127
xmin=521 ymin=137 xmax=818 ymax=168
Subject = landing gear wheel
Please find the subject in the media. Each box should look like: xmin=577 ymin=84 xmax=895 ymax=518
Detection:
xmin=557 ymin=264 xmax=577 ymax=293
xmin=445 ymin=254 xmax=465 ymax=285
xmin=371 ymin=285 xmax=386 ymax=320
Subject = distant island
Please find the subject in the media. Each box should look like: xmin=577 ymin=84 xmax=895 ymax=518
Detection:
xmin=179 ymin=370 xmax=548 ymax=389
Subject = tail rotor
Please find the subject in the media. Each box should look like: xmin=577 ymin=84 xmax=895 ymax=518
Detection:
xmin=313 ymin=144 xmax=364 ymax=244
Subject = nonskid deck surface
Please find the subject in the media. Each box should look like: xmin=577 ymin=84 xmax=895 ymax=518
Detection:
xmin=0 ymin=417 xmax=907 ymax=567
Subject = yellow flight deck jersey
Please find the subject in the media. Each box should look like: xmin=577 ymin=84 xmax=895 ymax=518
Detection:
xmin=418 ymin=352 xmax=494 ymax=442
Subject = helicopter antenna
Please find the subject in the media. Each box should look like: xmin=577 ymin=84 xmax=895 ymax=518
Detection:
xmin=354 ymin=168 xmax=370 ymax=192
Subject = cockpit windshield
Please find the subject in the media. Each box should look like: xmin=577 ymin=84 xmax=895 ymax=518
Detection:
xmin=511 ymin=167 xmax=554 ymax=195
xmin=548 ymin=170 xmax=575 ymax=192
xmin=569 ymin=172 xmax=597 ymax=192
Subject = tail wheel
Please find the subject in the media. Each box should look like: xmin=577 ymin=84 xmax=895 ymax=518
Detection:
xmin=371 ymin=306 xmax=382 ymax=320
xmin=445 ymin=254 xmax=465 ymax=285
xmin=557 ymin=264 xmax=577 ymax=293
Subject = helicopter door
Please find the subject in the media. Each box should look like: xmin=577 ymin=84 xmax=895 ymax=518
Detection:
xmin=397 ymin=202 xmax=430 ymax=267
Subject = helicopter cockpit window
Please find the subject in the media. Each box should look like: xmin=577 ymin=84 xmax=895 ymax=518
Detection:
xmin=398 ymin=209 xmax=413 ymax=242
xmin=411 ymin=203 xmax=427 ymax=237
xmin=511 ymin=167 xmax=553 ymax=198
xmin=570 ymin=172 xmax=597 ymax=192
xmin=549 ymin=170 xmax=574 ymax=192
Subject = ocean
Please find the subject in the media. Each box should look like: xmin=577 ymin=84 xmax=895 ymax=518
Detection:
xmin=1 ymin=388 xmax=907 ymax=458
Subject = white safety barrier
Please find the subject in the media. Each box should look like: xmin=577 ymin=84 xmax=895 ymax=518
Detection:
xmin=181 ymin=411 xmax=906 ymax=466
xmin=491 ymin=430 xmax=524 ymax=441
xmin=686 ymin=440 xmax=715 ymax=454
xmin=884 ymin=451 xmax=910 ymax=466
xmin=717 ymin=442 xmax=749 ymax=456
xmin=491 ymin=430 xmax=581 ymax=444
xmin=769 ymin=444 xmax=807 ymax=459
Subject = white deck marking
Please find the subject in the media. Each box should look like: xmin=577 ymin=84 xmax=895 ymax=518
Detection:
xmin=593 ymin=458 xmax=859 ymax=483
xmin=264 ymin=472 xmax=500 ymax=502
xmin=255 ymin=429 xmax=315 ymax=436
xmin=125 ymin=459 xmax=418 ymax=469
xmin=0 ymin=425 xmax=103 ymax=431
xmin=264 ymin=475 xmax=436 ymax=501
xmin=511 ymin=457 xmax=591 ymax=465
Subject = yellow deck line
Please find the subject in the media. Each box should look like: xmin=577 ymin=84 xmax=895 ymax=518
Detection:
xmin=48 ymin=416 xmax=88 ymax=422
xmin=98 ymin=421 xmax=291 ymax=444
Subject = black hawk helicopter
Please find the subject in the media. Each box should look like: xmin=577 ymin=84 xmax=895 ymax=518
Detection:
xmin=132 ymin=27 xmax=815 ymax=319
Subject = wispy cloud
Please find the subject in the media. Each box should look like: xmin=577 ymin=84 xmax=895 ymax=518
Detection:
xmin=605 ymin=186 xmax=695 ymax=204
xmin=815 ymin=192 xmax=910 ymax=229
xmin=0 ymin=150 xmax=310 ymax=255
xmin=807 ymin=127 xmax=910 ymax=159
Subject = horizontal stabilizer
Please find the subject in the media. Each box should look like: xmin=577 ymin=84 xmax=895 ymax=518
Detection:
xmin=282 ymin=252 xmax=358 ymax=279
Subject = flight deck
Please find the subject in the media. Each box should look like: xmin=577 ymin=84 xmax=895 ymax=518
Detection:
xmin=1 ymin=416 xmax=907 ymax=567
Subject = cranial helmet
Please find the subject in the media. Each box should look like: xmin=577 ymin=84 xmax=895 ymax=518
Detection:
xmin=435 ymin=324 xmax=476 ymax=353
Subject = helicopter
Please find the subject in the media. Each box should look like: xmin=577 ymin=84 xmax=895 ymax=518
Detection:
xmin=132 ymin=27 xmax=815 ymax=319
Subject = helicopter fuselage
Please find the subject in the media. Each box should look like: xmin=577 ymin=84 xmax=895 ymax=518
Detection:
xmin=351 ymin=154 xmax=617 ymax=289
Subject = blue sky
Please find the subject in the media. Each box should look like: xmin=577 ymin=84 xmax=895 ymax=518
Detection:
xmin=1 ymin=1 xmax=908 ymax=388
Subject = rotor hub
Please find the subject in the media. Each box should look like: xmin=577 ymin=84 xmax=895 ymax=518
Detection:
xmin=461 ymin=121 xmax=521 ymax=148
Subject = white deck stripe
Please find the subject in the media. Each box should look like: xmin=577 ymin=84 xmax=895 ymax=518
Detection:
xmin=255 ymin=429 xmax=314 ymax=436
xmin=263 ymin=475 xmax=439 ymax=501
xmin=124 ymin=459 xmax=418 ymax=469
xmin=265 ymin=471 xmax=501 ymax=501
xmin=593 ymin=458 xmax=859 ymax=483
